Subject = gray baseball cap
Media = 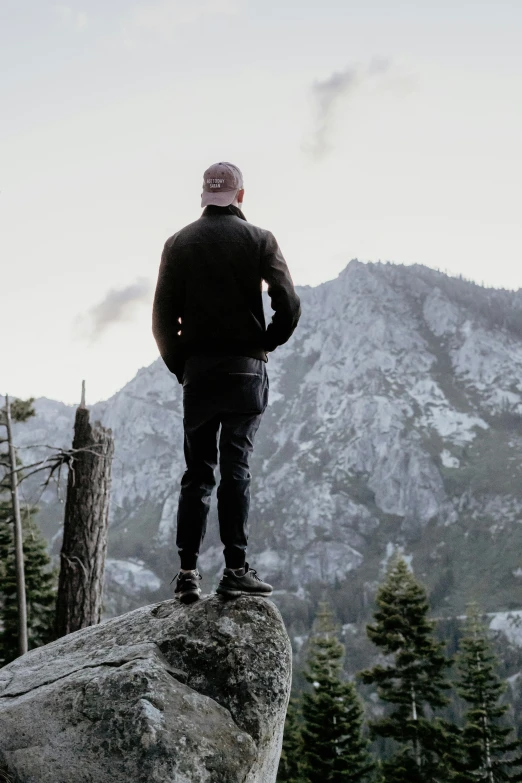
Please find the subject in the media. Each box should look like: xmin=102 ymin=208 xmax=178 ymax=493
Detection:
xmin=201 ymin=161 xmax=244 ymax=207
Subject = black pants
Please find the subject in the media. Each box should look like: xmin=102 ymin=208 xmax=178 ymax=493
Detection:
xmin=176 ymin=355 xmax=269 ymax=570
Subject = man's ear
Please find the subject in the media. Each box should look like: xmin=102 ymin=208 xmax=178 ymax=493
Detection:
xmin=237 ymin=188 xmax=245 ymax=202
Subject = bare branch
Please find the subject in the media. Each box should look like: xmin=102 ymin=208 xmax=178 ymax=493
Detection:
xmin=13 ymin=444 xmax=66 ymax=450
xmin=7 ymin=464 xmax=57 ymax=482
xmin=8 ymin=458 xmax=55 ymax=473
xmin=8 ymin=445 xmax=110 ymax=477
xmin=3 ymin=440 xmax=125 ymax=507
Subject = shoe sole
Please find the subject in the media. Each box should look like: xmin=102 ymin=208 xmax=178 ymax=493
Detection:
xmin=215 ymin=586 xmax=273 ymax=598
xmin=176 ymin=590 xmax=201 ymax=604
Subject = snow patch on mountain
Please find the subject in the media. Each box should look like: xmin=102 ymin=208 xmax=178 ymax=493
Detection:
xmin=105 ymin=558 xmax=161 ymax=594
xmin=423 ymin=288 xmax=462 ymax=336
xmin=441 ymin=449 xmax=460 ymax=468
xmin=489 ymin=611 xmax=522 ymax=647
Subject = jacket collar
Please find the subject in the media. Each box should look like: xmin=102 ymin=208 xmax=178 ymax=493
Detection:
xmin=202 ymin=204 xmax=247 ymax=221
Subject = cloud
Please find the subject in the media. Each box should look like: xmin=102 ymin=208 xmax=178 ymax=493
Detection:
xmin=52 ymin=5 xmax=87 ymax=30
xmin=310 ymin=66 xmax=361 ymax=159
xmin=76 ymin=278 xmax=153 ymax=341
xmin=129 ymin=0 xmax=239 ymax=38
xmin=306 ymin=58 xmax=411 ymax=160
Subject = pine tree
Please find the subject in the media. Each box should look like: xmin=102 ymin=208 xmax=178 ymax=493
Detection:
xmin=277 ymin=696 xmax=305 ymax=783
xmin=454 ymin=604 xmax=522 ymax=783
xmin=360 ymin=555 xmax=458 ymax=782
xmin=1 ymin=394 xmax=38 ymax=656
xmin=0 ymin=501 xmax=57 ymax=665
xmin=301 ymin=602 xmax=375 ymax=783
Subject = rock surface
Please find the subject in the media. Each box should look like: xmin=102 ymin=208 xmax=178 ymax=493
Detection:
xmin=0 ymin=595 xmax=291 ymax=783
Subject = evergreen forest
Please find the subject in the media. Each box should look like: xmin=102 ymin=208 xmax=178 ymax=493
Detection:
xmin=277 ymin=556 xmax=522 ymax=783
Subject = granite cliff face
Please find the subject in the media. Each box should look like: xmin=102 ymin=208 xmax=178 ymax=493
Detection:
xmin=0 ymin=595 xmax=291 ymax=783
xmin=7 ymin=261 xmax=522 ymax=680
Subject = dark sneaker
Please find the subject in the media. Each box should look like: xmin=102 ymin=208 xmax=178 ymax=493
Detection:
xmin=172 ymin=570 xmax=202 ymax=604
xmin=216 ymin=562 xmax=272 ymax=598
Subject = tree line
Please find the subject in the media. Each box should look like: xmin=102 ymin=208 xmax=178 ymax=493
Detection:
xmin=277 ymin=557 xmax=522 ymax=783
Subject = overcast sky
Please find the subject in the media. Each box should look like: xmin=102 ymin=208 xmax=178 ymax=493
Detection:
xmin=2 ymin=0 xmax=521 ymax=404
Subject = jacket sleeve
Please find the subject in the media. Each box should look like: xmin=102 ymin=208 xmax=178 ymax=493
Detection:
xmin=152 ymin=240 xmax=186 ymax=383
xmin=260 ymin=232 xmax=301 ymax=352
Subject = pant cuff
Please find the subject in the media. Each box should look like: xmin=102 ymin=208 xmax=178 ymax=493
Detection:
xmin=225 ymin=557 xmax=246 ymax=570
xmin=179 ymin=552 xmax=198 ymax=570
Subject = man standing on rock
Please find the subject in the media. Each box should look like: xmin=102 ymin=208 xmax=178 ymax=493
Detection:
xmin=152 ymin=162 xmax=301 ymax=603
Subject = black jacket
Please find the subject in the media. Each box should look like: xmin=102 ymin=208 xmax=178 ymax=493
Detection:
xmin=152 ymin=205 xmax=301 ymax=383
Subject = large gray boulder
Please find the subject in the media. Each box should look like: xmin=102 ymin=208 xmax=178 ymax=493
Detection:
xmin=0 ymin=595 xmax=292 ymax=783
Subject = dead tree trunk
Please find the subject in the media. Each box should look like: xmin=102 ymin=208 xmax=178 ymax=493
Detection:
xmin=55 ymin=388 xmax=114 ymax=637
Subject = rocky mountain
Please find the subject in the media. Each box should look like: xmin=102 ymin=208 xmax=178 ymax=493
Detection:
xmin=5 ymin=259 xmax=522 ymax=719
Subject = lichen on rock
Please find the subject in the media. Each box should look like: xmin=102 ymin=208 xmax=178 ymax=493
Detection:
xmin=0 ymin=594 xmax=292 ymax=783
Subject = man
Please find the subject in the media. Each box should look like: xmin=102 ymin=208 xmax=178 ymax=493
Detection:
xmin=152 ymin=161 xmax=301 ymax=603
